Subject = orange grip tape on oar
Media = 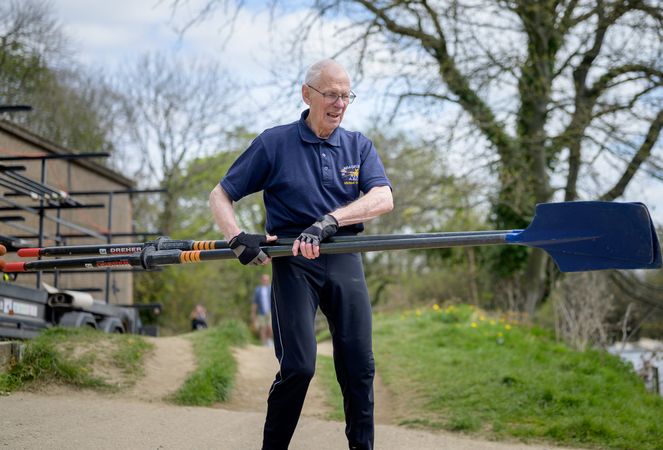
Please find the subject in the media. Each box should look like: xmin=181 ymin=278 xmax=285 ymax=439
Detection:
xmin=180 ymin=251 xmax=201 ymax=263
xmin=192 ymin=241 xmax=217 ymax=250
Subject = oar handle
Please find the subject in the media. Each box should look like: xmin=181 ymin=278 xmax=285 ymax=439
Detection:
xmin=17 ymin=243 xmax=147 ymax=257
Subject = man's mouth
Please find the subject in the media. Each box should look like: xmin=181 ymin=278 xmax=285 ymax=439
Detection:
xmin=327 ymin=112 xmax=341 ymax=119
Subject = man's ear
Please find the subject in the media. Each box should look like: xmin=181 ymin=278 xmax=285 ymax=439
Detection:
xmin=302 ymin=84 xmax=311 ymax=105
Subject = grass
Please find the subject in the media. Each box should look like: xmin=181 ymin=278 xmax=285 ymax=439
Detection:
xmin=371 ymin=304 xmax=663 ymax=450
xmin=169 ymin=319 xmax=250 ymax=406
xmin=0 ymin=327 xmax=153 ymax=393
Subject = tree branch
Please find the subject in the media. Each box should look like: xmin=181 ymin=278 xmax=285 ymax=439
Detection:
xmin=353 ymin=0 xmax=514 ymax=154
xmin=600 ymin=108 xmax=663 ymax=201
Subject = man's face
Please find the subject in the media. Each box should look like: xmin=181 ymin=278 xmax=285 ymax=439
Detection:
xmin=303 ymin=66 xmax=351 ymax=138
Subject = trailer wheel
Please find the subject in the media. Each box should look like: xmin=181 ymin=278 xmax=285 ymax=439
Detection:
xmin=58 ymin=311 xmax=97 ymax=329
xmin=99 ymin=317 xmax=125 ymax=334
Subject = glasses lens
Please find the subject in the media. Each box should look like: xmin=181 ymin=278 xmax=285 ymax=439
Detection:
xmin=327 ymin=93 xmax=356 ymax=104
xmin=308 ymin=85 xmax=356 ymax=104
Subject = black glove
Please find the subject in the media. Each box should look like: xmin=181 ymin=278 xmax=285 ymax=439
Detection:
xmin=296 ymin=214 xmax=339 ymax=246
xmin=229 ymin=232 xmax=268 ymax=265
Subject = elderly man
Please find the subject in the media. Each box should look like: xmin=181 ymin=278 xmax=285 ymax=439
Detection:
xmin=210 ymin=59 xmax=393 ymax=450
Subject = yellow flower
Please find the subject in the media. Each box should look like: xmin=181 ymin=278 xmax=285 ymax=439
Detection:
xmin=433 ymin=304 xmax=440 ymax=311
xmin=470 ymin=322 xmax=478 ymax=328
xmin=415 ymin=309 xmax=422 ymax=316
xmin=497 ymin=332 xmax=503 ymax=337
xmin=479 ymin=315 xmax=485 ymax=321
xmin=505 ymin=324 xmax=512 ymax=331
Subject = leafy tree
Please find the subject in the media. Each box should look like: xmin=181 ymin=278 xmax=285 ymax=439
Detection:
xmin=0 ymin=0 xmax=117 ymax=153
xmin=133 ymin=129 xmax=268 ymax=332
xmin=359 ymin=127 xmax=494 ymax=308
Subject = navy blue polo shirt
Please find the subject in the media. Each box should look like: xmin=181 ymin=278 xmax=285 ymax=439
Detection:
xmin=221 ymin=109 xmax=391 ymax=237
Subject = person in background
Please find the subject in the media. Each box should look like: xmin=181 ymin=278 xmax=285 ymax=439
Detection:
xmin=189 ymin=304 xmax=208 ymax=331
xmin=252 ymin=273 xmax=273 ymax=347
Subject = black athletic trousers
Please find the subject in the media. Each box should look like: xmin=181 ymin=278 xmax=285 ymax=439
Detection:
xmin=262 ymin=252 xmax=375 ymax=450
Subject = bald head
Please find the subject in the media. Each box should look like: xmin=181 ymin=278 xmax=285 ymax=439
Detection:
xmin=304 ymin=59 xmax=350 ymax=86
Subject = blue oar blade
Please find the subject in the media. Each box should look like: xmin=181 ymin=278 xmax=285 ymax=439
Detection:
xmin=506 ymin=201 xmax=661 ymax=272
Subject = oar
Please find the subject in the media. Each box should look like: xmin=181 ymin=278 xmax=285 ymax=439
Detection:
xmin=15 ymin=230 xmax=514 ymax=257
xmin=3 ymin=201 xmax=660 ymax=273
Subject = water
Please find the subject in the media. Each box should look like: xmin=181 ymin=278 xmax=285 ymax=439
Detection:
xmin=608 ymin=345 xmax=662 ymax=395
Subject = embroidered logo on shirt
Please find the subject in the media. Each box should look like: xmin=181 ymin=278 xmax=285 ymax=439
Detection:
xmin=340 ymin=165 xmax=359 ymax=185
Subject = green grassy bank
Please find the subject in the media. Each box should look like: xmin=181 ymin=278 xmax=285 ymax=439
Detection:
xmin=372 ymin=304 xmax=663 ymax=449
xmin=0 ymin=327 xmax=152 ymax=393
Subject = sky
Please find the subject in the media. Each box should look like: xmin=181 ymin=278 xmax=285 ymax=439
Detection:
xmin=53 ymin=0 xmax=373 ymax=130
xmin=51 ymin=0 xmax=663 ymax=227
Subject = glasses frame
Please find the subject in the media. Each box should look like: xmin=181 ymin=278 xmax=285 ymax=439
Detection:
xmin=306 ymin=84 xmax=356 ymax=104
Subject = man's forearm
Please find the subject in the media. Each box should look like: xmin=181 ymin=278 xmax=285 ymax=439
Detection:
xmin=209 ymin=184 xmax=242 ymax=240
xmin=330 ymin=185 xmax=393 ymax=227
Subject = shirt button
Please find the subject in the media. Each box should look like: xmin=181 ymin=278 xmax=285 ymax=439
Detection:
xmin=322 ymin=153 xmax=326 ymax=157
xmin=324 ymin=167 xmax=328 ymax=171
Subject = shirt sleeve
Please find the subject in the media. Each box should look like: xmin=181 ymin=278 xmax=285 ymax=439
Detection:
xmin=220 ymin=135 xmax=271 ymax=202
xmin=358 ymin=135 xmax=392 ymax=194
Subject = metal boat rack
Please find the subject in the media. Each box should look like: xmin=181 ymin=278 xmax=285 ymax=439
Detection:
xmin=0 ymin=151 xmax=163 ymax=303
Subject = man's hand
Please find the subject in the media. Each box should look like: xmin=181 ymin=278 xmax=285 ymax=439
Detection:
xmin=292 ymin=214 xmax=338 ymax=259
xmin=229 ymin=232 xmax=277 ymax=265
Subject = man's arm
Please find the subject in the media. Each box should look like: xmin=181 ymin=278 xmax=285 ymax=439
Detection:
xmin=330 ymin=185 xmax=393 ymax=227
xmin=293 ymin=185 xmax=393 ymax=259
xmin=209 ymin=184 xmax=242 ymax=240
xmin=209 ymin=184 xmax=276 ymax=265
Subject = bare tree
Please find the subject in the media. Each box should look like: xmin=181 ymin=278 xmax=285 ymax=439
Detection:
xmin=115 ymin=52 xmax=240 ymax=236
xmin=553 ymin=271 xmax=613 ymax=351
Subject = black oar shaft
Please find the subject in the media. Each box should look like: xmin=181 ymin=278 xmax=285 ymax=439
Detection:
xmin=5 ymin=233 xmax=509 ymax=272
xmin=19 ymin=230 xmax=515 ymax=257
xmin=183 ymin=233 xmax=508 ymax=263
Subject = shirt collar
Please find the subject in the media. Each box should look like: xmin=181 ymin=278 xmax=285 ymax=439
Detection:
xmin=298 ymin=109 xmax=341 ymax=147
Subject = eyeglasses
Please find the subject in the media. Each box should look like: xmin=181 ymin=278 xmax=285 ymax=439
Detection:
xmin=306 ymin=84 xmax=356 ymax=104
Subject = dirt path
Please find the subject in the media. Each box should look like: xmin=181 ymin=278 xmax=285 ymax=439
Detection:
xmin=224 ymin=341 xmax=394 ymax=423
xmin=124 ymin=336 xmax=196 ymax=402
xmin=0 ymin=336 xmax=577 ymax=450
